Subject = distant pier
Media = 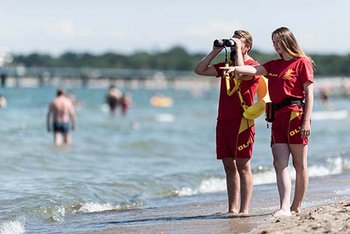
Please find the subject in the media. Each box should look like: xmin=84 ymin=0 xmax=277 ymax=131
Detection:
xmin=0 ymin=66 xmax=350 ymax=96
xmin=0 ymin=66 xmax=216 ymax=90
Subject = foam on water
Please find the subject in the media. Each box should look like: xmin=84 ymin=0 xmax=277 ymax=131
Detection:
xmin=0 ymin=221 xmax=25 ymax=234
xmin=176 ymin=156 xmax=349 ymax=197
xmin=312 ymin=110 xmax=348 ymax=120
xmin=41 ymin=205 xmax=66 ymax=222
xmin=76 ymin=201 xmax=144 ymax=214
xmin=77 ymin=202 xmax=114 ymax=213
xmin=177 ymin=177 xmax=226 ymax=196
xmin=336 ymin=188 xmax=350 ymax=195
xmin=154 ymin=113 xmax=175 ymax=122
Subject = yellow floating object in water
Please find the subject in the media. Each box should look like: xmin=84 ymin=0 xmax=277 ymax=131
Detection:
xmin=243 ymin=76 xmax=270 ymax=120
xmin=150 ymin=96 xmax=173 ymax=108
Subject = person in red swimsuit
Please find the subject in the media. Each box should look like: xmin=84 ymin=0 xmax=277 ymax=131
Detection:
xmin=222 ymin=27 xmax=314 ymax=217
xmin=194 ymin=30 xmax=261 ymax=215
xmin=121 ymin=92 xmax=132 ymax=116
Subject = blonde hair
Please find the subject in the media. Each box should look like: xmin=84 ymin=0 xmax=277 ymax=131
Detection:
xmin=234 ymin=30 xmax=253 ymax=52
xmin=272 ymin=27 xmax=314 ymax=64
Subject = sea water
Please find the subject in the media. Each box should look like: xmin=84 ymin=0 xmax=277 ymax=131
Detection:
xmin=0 ymin=85 xmax=349 ymax=233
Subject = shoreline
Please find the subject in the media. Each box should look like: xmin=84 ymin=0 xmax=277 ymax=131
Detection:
xmin=73 ymin=172 xmax=350 ymax=234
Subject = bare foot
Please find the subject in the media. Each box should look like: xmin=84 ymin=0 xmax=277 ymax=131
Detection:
xmin=238 ymin=212 xmax=249 ymax=217
xmin=291 ymin=207 xmax=301 ymax=214
xmin=226 ymin=210 xmax=239 ymax=217
xmin=228 ymin=209 xmax=238 ymax=214
xmin=272 ymin=209 xmax=291 ymax=217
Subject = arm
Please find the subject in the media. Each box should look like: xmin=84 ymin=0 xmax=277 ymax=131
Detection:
xmin=232 ymin=38 xmax=254 ymax=80
xmin=47 ymin=104 xmax=52 ymax=132
xmin=301 ymin=81 xmax=314 ymax=137
xmin=194 ymin=47 xmax=223 ymax=76
xmin=220 ymin=65 xmax=268 ymax=79
xmin=70 ymin=105 xmax=76 ymax=131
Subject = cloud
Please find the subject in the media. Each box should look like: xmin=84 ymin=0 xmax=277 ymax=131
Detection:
xmin=44 ymin=20 xmax=76 ymax=37
xmin=174 ymin=20 xmax=244 ymax=52
xmin=0 ymin=25 xmax=12 ymax=37
xmin=185 ymin=20 xmax=243 ymax=39
xmin=110 ymin=30 xmax=135 ymax=40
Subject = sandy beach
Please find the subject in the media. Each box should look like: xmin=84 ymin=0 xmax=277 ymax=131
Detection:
xmin=251 ymin=198 xmax=350 ymax=234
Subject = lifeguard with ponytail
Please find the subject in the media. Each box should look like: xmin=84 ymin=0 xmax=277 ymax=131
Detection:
xmin=194 ymin=29 xmax=263 ymax=216
xmin=221 ymin=27 xmax=314 ymax=217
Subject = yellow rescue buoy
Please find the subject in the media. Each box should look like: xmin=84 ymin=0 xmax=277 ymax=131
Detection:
xmin=243 ymin=76 xmax=270 ymax=120
xmin=150 ymin=95 xmax=173 ymax=108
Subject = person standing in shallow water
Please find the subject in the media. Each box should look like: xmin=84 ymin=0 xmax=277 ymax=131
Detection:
xmin=120 ymin=92 xmax=132 ymax=116
xmin=194 ymin=30 xmax=261 ymax=216
xmin=221 ymin=27 xmax=314 ymax=217
xmin=105 ymin=85 xmax=123 ymax=116
xmin=47 ymin=89 xmax=76 ymax=146
xmin=0 ymin=94 xmax=7 ymax=108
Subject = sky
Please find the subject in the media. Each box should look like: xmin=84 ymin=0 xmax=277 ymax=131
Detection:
xmin=0 ymin=0 xmax=349 ymax=56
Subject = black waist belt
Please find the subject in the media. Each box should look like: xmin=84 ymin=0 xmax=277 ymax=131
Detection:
xmin=273 ymin=97 xmax=304 ymax=111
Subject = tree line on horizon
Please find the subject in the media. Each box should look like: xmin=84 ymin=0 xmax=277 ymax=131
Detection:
xmin=9 ymin=46 xmax=350 ymax=76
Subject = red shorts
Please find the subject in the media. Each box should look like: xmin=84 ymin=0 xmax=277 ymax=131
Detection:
xmin=216 ymin=118 xmax=255 ymax=159
xmin=271 ymin=110 xmax=308 ymax=145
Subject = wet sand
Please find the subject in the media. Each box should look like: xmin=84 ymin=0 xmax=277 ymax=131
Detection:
xmin=75 ymin=172 xmax=350 ymax=234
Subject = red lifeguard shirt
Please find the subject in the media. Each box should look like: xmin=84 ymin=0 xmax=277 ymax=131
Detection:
xmin=214 ymin=59 xmax=260 ymax=121
xmin=263 ymin=57 xmax=314 ymax=111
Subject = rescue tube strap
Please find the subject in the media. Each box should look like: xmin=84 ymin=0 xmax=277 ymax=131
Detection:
xmin=224 ymin=63 xmax=247 ymax=110
xmin=225 ymin=64 xmax=241 ymax=96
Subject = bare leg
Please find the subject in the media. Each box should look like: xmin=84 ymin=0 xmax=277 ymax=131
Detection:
xmin=290 ymin=144 xmax=308 ymax=213
xmin=222 ymin=158 xmax=239 ymax=214
xmin=272 ymin=143 xmax=292 ymax=217
xmin=63 ymin=133 xmax=72 ymax=145
xmin=236 ymin=158 xmax=253 ymax=215
xmin=54 ymin=132 xmax=63 ymax=146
